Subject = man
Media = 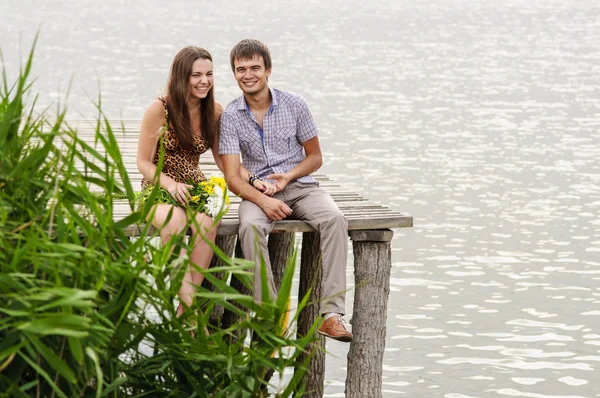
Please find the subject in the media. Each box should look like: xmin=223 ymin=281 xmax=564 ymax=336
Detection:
xmin=219 ymin=39 xmax=352 ymax=342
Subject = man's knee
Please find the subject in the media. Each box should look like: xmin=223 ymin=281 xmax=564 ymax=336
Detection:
xmin=238 ymin=220 xmax=268 ymax=241
xmin=320 ymin=210 xmax=348 ymax=229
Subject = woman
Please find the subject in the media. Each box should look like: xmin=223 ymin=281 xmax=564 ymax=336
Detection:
xmin=136 ymin=46 xmax=225 ymax=319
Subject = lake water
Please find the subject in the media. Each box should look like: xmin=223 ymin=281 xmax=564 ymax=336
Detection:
xmin=2 ymin=0 xmax=600 ymax=396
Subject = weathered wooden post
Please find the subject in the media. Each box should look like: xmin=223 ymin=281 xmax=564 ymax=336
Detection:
xmin=220 ymin=232 xmax=295 ymax=336
xmin=345 ymin=229 xmax=394 ymax=398
xmin=295 ymin=231 xmax=325 ymax=397
xmin=220 ymin=240 xmax=251 ymax=330
xmin=268 ymin=232 xmax=296 ymax=290
xmin=204 ymin=235 xmax=237 ymax=324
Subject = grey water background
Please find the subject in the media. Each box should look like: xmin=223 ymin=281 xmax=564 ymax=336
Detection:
xmin=2 ymin=0 xmax=600 ymax=396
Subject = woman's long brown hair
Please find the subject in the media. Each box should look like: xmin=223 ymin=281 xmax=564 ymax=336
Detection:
xmin=166 ymin=46 xmax=216 ymax=149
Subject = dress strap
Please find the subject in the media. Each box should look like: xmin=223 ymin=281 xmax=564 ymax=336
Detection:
xmin=157 ymin=96 xmax=169 ymax=131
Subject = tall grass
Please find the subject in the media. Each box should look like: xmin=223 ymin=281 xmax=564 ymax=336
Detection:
xmin=0 ymin=40 xmax=316 ymax=397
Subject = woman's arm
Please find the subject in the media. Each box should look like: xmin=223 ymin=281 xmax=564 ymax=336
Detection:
xmin=211 ymin=102 xmax=227 ymax=173
xmin=137 ymin=99 xmax=190 ymax=204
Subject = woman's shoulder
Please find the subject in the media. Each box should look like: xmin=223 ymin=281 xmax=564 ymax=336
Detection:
xmin=141 ymin=97 xmax=169 ymax=129
xmin=147 ymin=96 xmax=167 ymax=110
xmin=145 ymin=97 xmax=168 ymax=115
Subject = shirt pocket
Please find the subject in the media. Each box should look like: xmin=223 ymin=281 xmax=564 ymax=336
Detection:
xmin=239 ymin=134 xmax=264 ymax=159
xmin=273 ymin=127 xmax=297 ymax=154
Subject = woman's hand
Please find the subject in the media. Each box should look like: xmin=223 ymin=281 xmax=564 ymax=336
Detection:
xmin=168 ymin=182 xmax=193 ymax=205
xmin=252 ymin=179 xmax=277 ymax=196
xmin=266 ymin=173 xmax=292 ymax=193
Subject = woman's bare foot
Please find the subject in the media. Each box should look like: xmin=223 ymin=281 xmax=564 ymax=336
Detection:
xmin=176 ymin=303 xmax=209 ymax=337
xmin=176 ymin=302 xmax=186 ymax=317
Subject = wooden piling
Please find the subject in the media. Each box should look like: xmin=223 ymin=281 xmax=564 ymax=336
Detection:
xmin=346 ymin=229 xmax=394 ymax=398
xmin=205 ymin=234 xmax=236 ymax=325
xmin=296 ymin=232 xmax=325 ymax=397
xmin=268 ymin=232 xmax=296 ymax=290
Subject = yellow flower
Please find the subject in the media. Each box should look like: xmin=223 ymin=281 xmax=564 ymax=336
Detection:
xmin=209 ymin=176 xmax=226 ymax=189
xmin=200 ymin=180 xmax=214 ymax=194
xmin=191 ymin=195 xmax=200 ymax=203
xmin=199 ymin=176 xmax=229 ymax=200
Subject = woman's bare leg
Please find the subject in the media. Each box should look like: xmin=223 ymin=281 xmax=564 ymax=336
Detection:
xmin=189 ymin=213 xmax=220 ymax=288
xmin=147 ymin=204 xmax=196 ymax=313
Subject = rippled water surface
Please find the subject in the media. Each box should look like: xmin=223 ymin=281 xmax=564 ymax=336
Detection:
xmin=2 ymin=0 xmax=600 ymax=396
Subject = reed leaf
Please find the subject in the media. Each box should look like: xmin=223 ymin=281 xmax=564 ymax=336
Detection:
xmin=1 ymin=39 xmax=319 ymax=397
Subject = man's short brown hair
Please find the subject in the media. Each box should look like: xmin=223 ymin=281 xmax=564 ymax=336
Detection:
xmin=230 ymin=39 xmax=272 ymax=72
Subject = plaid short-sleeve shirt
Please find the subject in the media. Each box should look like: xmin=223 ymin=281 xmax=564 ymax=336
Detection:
xmin=219 ymin=87 xmax=318 ymax=184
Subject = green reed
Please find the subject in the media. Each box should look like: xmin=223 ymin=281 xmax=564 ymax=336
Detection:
xmin=0 ymin=38 xmax=316 ymax=397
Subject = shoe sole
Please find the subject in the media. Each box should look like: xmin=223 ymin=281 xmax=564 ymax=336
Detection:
xmin=317 ymin=329 xmax=353 ymax=343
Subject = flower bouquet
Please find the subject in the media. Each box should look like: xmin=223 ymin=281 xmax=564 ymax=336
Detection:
xmin=138 ymin=176 xmax=230 ymax=217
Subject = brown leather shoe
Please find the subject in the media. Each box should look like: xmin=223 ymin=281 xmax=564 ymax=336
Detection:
xmin=317 ymin=315 xmax=352 ymax=343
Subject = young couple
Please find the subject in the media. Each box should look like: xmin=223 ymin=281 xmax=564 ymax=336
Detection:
xmin=136 ymin=39 xmax=352 ymax=342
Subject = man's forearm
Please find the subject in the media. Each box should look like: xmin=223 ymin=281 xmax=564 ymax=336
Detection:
xmin=239 ymin=165 xmax=253 ymax=182
xmin=282 ymin=153 xmax=322 ymax=181
xmin=227 ymin=173 xmax=267 ymax=207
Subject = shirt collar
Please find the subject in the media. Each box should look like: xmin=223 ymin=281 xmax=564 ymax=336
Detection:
xmin=237 ymin=86 xmax=278 ymax=111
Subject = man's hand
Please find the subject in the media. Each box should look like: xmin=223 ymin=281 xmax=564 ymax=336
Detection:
xmin=267 ymin=172 xmax=292 ymax=193
xmin=253 ymin=179 xmax=277 ymax=196
xmin=260 ymin=196 xmax=293 ymax=221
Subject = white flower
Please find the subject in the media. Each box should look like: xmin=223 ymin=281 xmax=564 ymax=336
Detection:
xmin=204 ymin=196 xmax=222 ymax=218
xmin=203 ymin=185 xmax=229 ymax=217
xmin=213 ymin=185 xmax=223 ymax=198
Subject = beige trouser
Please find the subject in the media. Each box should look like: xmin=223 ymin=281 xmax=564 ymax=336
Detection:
xmin=238 ymin=181 xmax=348 ymax=315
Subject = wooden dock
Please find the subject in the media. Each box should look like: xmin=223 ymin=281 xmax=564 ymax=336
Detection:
xmin=72 ymin=120 xmax=413 ymax=398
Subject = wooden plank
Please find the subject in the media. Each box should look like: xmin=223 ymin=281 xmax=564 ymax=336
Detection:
xmin=112 ymin=207 xmax=407 ymax=221
xmin=117 ymin=215 xmax=412 ymax=237
xmin=67 ymin=119 xmax=412 ymax=237
xmin=112 ymin=200 xmax=388 ymax=211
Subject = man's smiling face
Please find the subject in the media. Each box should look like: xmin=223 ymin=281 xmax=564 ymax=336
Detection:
xmin=233 ymin=55 xmax=271 ymax=96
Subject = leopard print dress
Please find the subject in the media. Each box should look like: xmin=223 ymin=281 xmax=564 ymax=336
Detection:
xmin=141 ymin=97 xmax=209 ymax=190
